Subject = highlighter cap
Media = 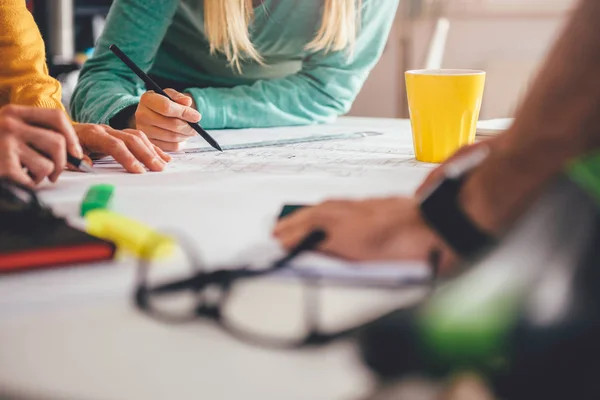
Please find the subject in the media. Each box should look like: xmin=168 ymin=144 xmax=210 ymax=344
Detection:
xmin=81 ymin=184 xmax=114 ymax=216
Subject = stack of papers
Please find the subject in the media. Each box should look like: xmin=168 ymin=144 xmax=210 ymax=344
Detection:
xmin=280 ymin=253 xmax=430 ymax=288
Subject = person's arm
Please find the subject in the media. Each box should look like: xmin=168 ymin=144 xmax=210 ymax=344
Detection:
xmin=0 ymin=0 xmax=64 ymax=109
xmin=460 ymin=0 xmax=600 ymax=235
xmin=186 ymin=0 xmax=398 ymax=129
xmin=70 ymin=0 xmax=179 ymax=125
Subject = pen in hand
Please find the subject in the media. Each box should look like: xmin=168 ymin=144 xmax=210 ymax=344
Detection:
xmin=67 ymin=153 xmax=94 ymax=173
xmin=108 ymin=44 xmax=223 ymax=152
xmin=35 ymin=150 xmax=93 ymax=174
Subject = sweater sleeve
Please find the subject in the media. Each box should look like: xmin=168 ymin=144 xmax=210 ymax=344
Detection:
xmin=187 ymin=0 xmax=399 ymax=129
xmin=70 ymin=0 xmax=179 ymax=125
xmin=0 ymin=0 xmax=64 ymax=110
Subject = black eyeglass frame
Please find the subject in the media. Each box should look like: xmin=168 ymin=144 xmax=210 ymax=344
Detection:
xmin=134 ymin=229 xmax=441 ymax=349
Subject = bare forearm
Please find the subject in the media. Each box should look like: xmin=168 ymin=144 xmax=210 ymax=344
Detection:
xmin=508 ymin=0 xmax=600 ymax=157
xmin=461 ymin=0 xmax=600 ymax=233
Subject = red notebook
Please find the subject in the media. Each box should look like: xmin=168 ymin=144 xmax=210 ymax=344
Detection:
xmin=0 ymin=178 xmax=116 ymax=273
xmin=0 ymin=222 xmax=116 ymax=273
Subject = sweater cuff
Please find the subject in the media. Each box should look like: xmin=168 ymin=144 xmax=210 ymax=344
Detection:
xmin=97 ymin=95 xmax=140 ymax=126
xmin=185 ymin=88 xmax=224 ymax=129
xmin=110 ymin=104 xmax=138 ymax=130
xmin=32 ymin=98 xmax=66 ymax=112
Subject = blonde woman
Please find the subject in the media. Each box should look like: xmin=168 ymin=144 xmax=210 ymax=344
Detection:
xmin=71 ymin=0 xmax=399 ymax=152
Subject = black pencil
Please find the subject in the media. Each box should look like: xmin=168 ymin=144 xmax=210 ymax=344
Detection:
xmin=67 ymin=154 xmax=93 ymax=173
xmin=108 ymin=44 xmax=223 ymax=152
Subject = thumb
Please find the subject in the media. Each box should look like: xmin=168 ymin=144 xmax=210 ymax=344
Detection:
xmin=164 ymin=88 xmax=192 ymax=107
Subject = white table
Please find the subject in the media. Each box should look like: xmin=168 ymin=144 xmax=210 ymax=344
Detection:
xmin=0 ymin=118 xmax=433 ymax=400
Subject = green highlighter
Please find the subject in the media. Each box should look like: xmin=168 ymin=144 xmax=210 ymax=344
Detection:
xmin=80 ymin=184 xmax=115 ymax=216
xmin=278 ymin=204 xmax=307 ymax=220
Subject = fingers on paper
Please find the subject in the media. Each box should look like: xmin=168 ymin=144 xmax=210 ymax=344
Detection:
xmin=76 ymin=124 xmax=170 ymax=173
xmin=0 ymin=138 xmax=35 ymax=187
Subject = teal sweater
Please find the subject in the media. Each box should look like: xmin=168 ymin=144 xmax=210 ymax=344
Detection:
xmin=71 ymin=0 xmax=398 ymax=130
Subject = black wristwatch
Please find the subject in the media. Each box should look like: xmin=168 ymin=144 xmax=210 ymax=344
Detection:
xmin=418 ymin=145 xmax=495 ymax=258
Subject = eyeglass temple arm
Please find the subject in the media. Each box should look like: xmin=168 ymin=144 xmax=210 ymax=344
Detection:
xmin=146 ymin=269 xmax=239 ymax=295
xmin=144 ymin=229 xmax=327 ymax=295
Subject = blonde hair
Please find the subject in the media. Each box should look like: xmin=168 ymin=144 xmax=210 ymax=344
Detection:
xmin=204 ymin=0 xmax=361 ymax=72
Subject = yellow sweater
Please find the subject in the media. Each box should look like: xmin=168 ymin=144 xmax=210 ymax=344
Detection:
xmin=0 ymin=0 xmax=64 ymax=110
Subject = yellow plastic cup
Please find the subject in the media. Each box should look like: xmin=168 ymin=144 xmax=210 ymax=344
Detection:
xmin=406 ymin=69 xmax=486 ymax=163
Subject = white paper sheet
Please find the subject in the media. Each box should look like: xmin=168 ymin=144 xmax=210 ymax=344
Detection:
xmin=93 ymin=124 xmax=386 ymax=165
xmin=182 ymin=124 xmax=382 ymax=152
xmin=92 ymin=120 xmax=434 ymax=178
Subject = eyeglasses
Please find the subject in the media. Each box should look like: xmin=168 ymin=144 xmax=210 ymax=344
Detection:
xmin=134 ymin=229 xmax=441 ymax=349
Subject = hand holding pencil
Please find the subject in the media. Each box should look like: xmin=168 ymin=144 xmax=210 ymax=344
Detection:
xmin=134 ymin=88 xmax=202 ymax=152
xmin=109 ymin=44 xmax=222 ymax=152
xmin=0 ymin=105 xmax=87 ymax=186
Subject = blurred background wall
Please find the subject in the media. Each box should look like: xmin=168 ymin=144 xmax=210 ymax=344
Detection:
xmin=349 ymin=0 xmax=576 ymax=119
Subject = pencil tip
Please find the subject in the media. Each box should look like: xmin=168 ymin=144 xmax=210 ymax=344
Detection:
xmin=79 ymin=161 xmax=94 ymax=173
